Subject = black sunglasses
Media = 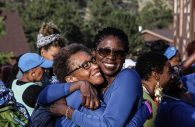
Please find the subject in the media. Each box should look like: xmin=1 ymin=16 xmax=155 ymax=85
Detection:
xmin=67 ymin=57 xmax=97 ymax=75
xmin=96 ymin=48 xmax=125 ymax=59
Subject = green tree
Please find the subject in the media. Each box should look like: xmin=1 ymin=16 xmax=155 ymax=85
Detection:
xmin=4 ymin=0 xmax=84 ymax=51
xmin=138 ymin=0 xmax=173 ymax=29
xmin=2 ymin=0 xmax=172 ymax=59
xmin=0 ymin=52 xmax=13 ymax=65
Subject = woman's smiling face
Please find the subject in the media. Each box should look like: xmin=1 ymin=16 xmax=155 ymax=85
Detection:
xmin=95 ymin=35 xmax=125 ymax=77
xmin=68 ymin=51 xmax=104 ymax=86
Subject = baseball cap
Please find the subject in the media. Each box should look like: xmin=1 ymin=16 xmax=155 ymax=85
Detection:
xmin=18 ymin=53 xmax=53 ymax=72
xmin=164 ymin=46 xmax=178 ymax=59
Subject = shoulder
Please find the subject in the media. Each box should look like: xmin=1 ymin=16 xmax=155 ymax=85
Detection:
xmin=160 ymin=96 xmax=195 ymax=113
xmin=117 ymin=68 xmax=140 ymax=80
xmin=120 ymin=68 xmax=137 ymax=75
xmin=112 ymin=68 xmax=142 ymax=92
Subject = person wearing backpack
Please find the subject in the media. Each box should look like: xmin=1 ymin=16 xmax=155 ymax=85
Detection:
xmin=0 ymin=81 xmax=31 ymax=127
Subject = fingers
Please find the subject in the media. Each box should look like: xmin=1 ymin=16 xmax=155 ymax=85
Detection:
xmin=79 ymin=81 xmax=100 ymax=109
xmin=81 ymin=95 xmax=86 ymax=105
xmin=89 ymin=96 xmax=94 ymax=109
xmin=90 ymin=87 xmax=100 ymax=109
xmin=49 ymin=99 xmax=68 ymax=116
xmin=94 ymin=97 xmax=100 ymax=109
xmin=84 ymin=95 xmax=90 ymax=108
xmin=83 ymin=95 xmax=100 ymax=109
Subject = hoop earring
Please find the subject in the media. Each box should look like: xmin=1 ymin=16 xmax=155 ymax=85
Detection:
xmin=154 ymin=81 xmax=163 ymax=104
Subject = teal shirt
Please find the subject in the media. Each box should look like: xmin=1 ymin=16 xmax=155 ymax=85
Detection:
xmin=12 ymin=79 xmax=35 ymax=115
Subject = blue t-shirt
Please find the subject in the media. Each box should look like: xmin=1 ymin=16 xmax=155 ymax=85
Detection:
xmin=38 ymin=68 xmax=150 ymax=127
xmin=155 ymin=95 xmax=195 ymax=127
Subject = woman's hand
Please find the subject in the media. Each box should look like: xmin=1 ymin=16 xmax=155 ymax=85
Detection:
xmin=70 ymin=81 xmax=100 ymax=110
xmin=49 ymin=98 xmax=67 ymax=116
xmin=79 ymin=81 xmax=100 ymax=110
xmin=50 ymin=98 xmax=73 ymax=119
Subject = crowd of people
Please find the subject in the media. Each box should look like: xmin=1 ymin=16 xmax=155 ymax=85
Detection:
xmin=0 ymin=21 xmax=195 ymax=127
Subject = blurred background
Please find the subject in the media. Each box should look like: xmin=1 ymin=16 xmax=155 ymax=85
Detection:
xmin=0 ymin=0 xmax=174 ymax=65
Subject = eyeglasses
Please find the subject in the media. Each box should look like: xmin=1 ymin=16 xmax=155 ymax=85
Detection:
xmin=67 ymin=57 xmax=97 ymax=75
xmin=96 ymin=48 xmax=125 ymax=59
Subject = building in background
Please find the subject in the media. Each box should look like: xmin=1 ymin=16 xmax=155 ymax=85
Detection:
xmin=174 ymin=0 xmax=195 ymax=59
xmin=0 ymin=11 xmax=30 ymax=57
xmin=141 ymin=29 xmax=174 ymax=44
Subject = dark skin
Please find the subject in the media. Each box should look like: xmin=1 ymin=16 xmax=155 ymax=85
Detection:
xmin=94 ymin=35 xmax=125 ymax=93
xmin=50 ymin=35 xmax=128 ymax=118
xmin=40 ymin=45 xmax=61 ymax=61
xmin=20 ymin=67 xmax=44 ymax=82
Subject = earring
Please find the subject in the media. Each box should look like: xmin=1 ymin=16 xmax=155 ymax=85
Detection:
xmin=154 ymin=81 xmax=163 ymax=104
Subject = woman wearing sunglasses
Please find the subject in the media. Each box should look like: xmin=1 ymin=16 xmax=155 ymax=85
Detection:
xmin=38 ymin=27 xmax=152 ymax=127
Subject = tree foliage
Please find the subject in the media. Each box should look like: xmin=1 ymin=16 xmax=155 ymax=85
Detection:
xmin=1 ymin=0 xmax=173 ymax=59
xmin=0 ymin=16 xmax=5 ymax=37
xmin=0 ymin=52 xmax=13 ymax=65
xmin=138 ymin=0 xmax=173 ymax=29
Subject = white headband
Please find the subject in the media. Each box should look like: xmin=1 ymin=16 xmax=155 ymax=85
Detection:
xmin=37 ymin=33 xmax=60 ymax=48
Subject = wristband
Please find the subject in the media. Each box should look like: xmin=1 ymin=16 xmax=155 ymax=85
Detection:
xmin=144 ymin=101 xmax=153 ymax=115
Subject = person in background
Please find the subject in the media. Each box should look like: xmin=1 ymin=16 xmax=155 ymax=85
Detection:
xmin=149 ymin=40 xmax=195 ymax=75
xmin=37 ymin=21 xmax=65 ymax=61
xmin=37 ymin=21 xmax=65 ymax=85
xmin=6 ymin=22 xmax=64 ymax=89
xmin=155 ymin=68 xmax=195 ymax=127
xmin=11 ymin=53 xmax=53 ymax=115
xmin=149 ymin=40 xmax=195 ymax=98
xmin=39 ymin=27 xmax=152 ymax=127
xmin=155 ymin=95 xmax=195 ymax=127
xmin=181 ymin=40 xmax=195 ymax=95
xmin=135 ymin=52 xmax=171 ymax=127
xmin=0 ymin=79 xmax=31 ymax=126
xmin=149 ymin=40 xmax=180 ymax=67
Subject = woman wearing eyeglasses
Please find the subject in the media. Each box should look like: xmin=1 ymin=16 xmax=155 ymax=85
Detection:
xmin=38 ymin=27 xmax=152 ymax=127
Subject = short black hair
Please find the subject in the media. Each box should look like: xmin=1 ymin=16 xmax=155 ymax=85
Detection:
xmin=148 ymin=40 xmax=170 ymax=54
xmin=136 ymin=52 xmax=168 ymax=80
xmin=94 ymin=27 xmax=129 ymax=53
xmin=53 ymin=43 xmax=91 ymax=83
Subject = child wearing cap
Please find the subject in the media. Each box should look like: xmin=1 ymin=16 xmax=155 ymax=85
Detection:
xmin=11 ymin=53 xmax=53 ymax=115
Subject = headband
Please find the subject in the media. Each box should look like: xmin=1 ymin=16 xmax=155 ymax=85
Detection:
xmin=37 ymin=33 xmax=60 ymax=48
